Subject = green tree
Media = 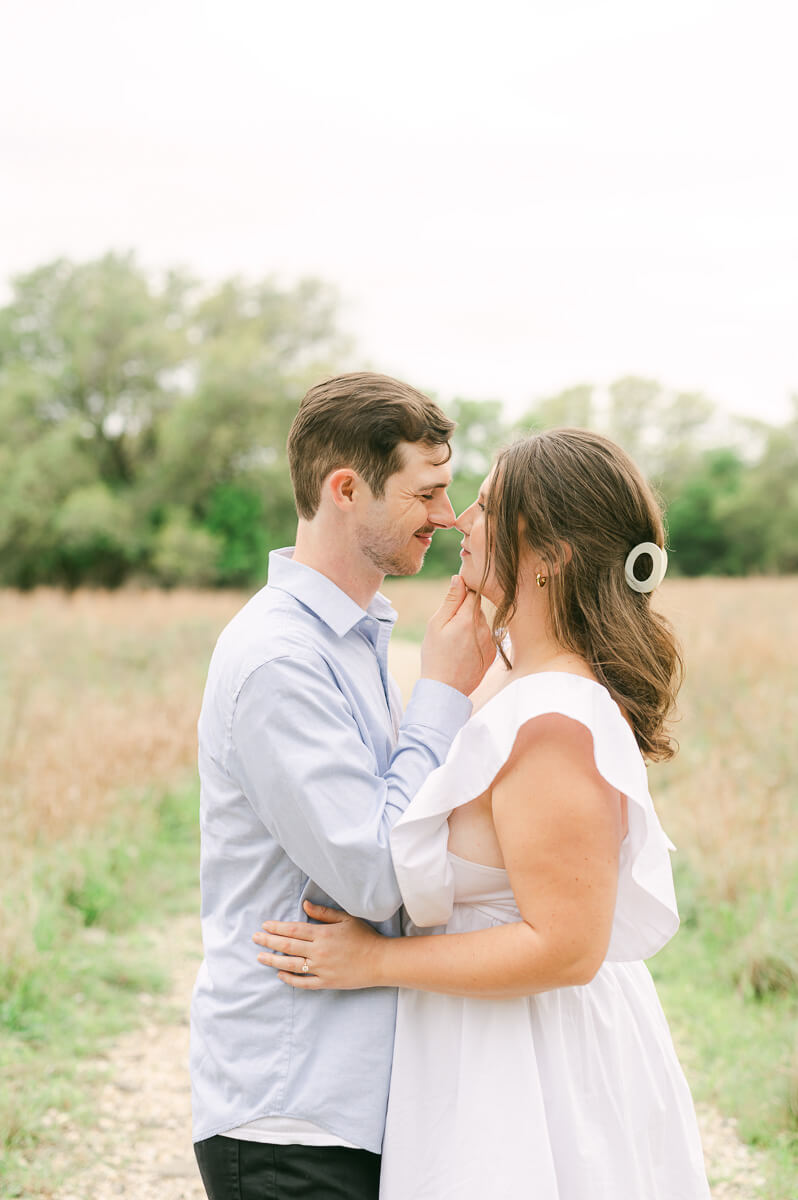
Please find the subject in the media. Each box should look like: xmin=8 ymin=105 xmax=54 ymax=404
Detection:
xmin=0 ymin=254 xmax=188 ymax=485
xmin=148 ymin=276 xmax=345 ymax=580
xmin=55 ymin=483 xmax=140 ymax=587
xmin=151 ymin=509 xmax=222 ymax=587
xmin=719 ymin=399 xmax=798 ymax=572
xmin=3 ymin=251 xmax=795 ymax=586
xmin=664 ymin=448 xmax=746 ymax=575
xmin=520 ymin=385 xmax=594 ymax=432
xmin=0 ymin=256 xmax=346 ymax=586
xmin=606 ymin=376 xmax=663 ymax=465
xmin=205 ymin=484 xmax=270 ymax=586
xmin=0 ymin=415 xmax=96 ymax=587
xmin=651 ymin=391 xmax=716 ymax=493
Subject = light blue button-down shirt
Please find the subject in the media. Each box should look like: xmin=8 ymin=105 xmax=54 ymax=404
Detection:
xmin=190 ymin=549 xmax=471 ymax=1152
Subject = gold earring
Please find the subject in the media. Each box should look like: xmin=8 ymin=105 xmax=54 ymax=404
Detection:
xmin=536 ymin=572 xmax=547 ymax=588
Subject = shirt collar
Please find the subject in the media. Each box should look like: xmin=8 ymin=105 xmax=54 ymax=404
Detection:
xmin=267 ymin=548 xmax=397 ymax=638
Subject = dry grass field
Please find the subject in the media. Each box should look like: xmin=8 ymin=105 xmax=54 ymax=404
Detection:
xmin=0 ymin=577 xmax=796 ymax=1194
xmin=1 ymin=576 xmax=795 ymax=913
xmin=0 ymin=588 xmax=246 ymax=982
xmin=0 ymin=587 xmax=244 ymax=848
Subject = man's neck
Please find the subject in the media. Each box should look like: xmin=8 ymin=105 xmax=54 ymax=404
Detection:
xmin=292 ymin=523 xmax=384 ymax=611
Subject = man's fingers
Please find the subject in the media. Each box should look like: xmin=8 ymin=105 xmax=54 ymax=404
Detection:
xmin=446 ymin=585 xmax=481 ymax=623
xmin=432 ymin=575 xmax=467 ymax=621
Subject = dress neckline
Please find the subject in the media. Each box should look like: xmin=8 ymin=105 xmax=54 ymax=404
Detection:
xmin=478 ymin=670 xmax=603 ymax=711
xmin=447 ymin=850 xmax=509 ymax=876
xmin=474 ymin=671 xmax=627 ymax=731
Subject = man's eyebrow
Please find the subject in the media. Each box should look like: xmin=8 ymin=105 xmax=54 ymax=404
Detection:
xmin=416 ymin=479 xmax=451 ymax=493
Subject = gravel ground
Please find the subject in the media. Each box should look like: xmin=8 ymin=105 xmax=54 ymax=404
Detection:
xmin=39 ymin=916 xmax=205 ymax=1200
xmin=33 ymin=915 xmax=767 ymax=1200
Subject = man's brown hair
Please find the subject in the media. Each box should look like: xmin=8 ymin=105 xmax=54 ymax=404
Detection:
xmin=287 ymin=372 xmax=455 ymax=519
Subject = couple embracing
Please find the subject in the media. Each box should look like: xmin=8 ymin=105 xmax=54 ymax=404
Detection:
xmin=190 ymin=372 xmax=711 ymax=1199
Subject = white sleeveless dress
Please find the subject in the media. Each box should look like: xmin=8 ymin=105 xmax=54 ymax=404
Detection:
xmin=381 ymin=672 xmax=710 ymax=1199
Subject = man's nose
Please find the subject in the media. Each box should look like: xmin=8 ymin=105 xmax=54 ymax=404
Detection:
xmin=429 ymin=492 xmax=457 ymax=528
xmin=454 ymin=506 xmax=472 ymax=534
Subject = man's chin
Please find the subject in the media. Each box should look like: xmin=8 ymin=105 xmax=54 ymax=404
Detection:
xmin=384 ymin=545 xmax=429 ymax=578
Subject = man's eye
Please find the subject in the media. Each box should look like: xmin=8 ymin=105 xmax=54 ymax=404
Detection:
xmin=420 ymin=494 xmax=434 ymax=501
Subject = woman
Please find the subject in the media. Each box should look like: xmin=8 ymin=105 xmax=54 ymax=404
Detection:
xmin=254 ymin=429 xmax=711 ymax=1198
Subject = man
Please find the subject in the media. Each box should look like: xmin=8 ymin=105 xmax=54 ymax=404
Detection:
xmin=191 ymin=372 xmax=493 ymax=1199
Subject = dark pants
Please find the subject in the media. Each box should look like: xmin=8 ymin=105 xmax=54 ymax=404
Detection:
xmin=194 ymin=1134 xmax=381 ymax=1200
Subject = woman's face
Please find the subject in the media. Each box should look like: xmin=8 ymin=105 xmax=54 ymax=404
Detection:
xmin=455 ymin=473 xmax=501 ymax=602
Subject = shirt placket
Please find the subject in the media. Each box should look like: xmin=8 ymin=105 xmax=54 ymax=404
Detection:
xmin=357 ymin=616 xmax=392 ymax=714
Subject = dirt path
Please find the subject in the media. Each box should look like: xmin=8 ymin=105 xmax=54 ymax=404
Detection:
xmin=41 ymin=915 xmax=206 ymax=1200
xmin=36 ymin=912 xmax=768 ymax=1200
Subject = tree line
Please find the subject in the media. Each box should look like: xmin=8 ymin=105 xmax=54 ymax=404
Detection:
xmin=0 ymin=253 xmax=795 ymax=588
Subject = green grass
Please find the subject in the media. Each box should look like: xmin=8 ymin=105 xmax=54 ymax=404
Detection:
xmin=651 ymin=860 xmax=798 ymax=1199
xmin=0 ymin=781 xmax=200 ymax=1197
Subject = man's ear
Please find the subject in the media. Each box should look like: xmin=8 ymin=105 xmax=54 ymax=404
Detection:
xmin=325 ymin=467 xmax=362 ymax=511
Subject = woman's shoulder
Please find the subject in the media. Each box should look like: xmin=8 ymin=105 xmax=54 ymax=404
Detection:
xmin=471 ymin=671 xmax=646 ymax=795
xmin=393 ymin=668 xmax=681 ymax=956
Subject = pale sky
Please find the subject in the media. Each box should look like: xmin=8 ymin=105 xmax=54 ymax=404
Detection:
xmin=2 ymin=0 xmax=797 ymax=423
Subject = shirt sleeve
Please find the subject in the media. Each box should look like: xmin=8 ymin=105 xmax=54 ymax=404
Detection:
xmin=226 ymin=652 xmax=471 ymax=922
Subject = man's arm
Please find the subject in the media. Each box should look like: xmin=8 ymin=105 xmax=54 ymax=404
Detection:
xmin=227 ymin=651 xmax=471 ymax=922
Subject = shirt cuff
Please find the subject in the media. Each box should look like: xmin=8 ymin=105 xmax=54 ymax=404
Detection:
xmin=403 ymin=678 xmax=472 ymax=739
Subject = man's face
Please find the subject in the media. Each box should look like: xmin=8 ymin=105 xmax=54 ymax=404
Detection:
xmin=356 ymin=442 xmax=456 ymax=577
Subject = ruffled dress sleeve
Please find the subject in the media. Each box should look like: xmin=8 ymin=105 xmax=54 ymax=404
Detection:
xmin=389 ymin=672 xmax=680 ymax=962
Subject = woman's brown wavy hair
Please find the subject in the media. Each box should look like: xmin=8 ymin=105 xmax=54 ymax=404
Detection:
xmin=485 ymin=429 xmax=682 ymax=761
